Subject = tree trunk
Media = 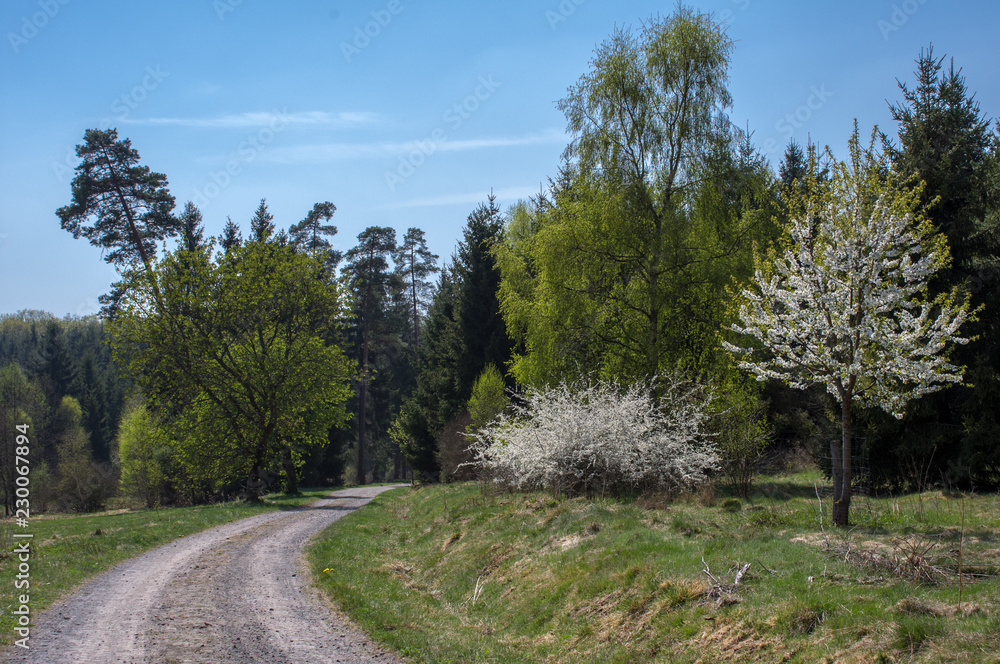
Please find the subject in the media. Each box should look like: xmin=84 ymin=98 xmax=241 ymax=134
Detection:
xmin=282 ymin=448 xmax=299 ymax=494
xmin=410 ymin=258 xmax=420 ymax=349
xmin=357 ymin=302 xmax=370 ymax=486
xmin=245 ymin=463 xmax=265 ymax=501
xmin=832 ymin=398 xmax=853 ymax=527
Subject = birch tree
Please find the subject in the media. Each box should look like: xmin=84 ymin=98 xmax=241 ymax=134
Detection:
xmin=725 ymin=128 xmax=975 ymax=526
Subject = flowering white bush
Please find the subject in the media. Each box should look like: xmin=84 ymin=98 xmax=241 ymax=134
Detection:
xmin=465 ymin=377 xmax=719 ymax=495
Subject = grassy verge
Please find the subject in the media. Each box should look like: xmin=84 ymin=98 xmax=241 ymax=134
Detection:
xmin=1 ymin=487 xmax=338 ymax=646
xmin=309 ymin=474 xmax=1000 ymax=663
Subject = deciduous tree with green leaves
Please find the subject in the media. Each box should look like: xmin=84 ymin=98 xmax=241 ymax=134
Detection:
xmin=496 ymin=7 xmax=772 ymax=387
xmin=109 ymin=239 xmax=355 ymax=499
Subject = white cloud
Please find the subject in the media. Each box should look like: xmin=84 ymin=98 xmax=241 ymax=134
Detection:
xmin=379 ymin=186 xmax=545 ymax=210
xmin=123 ymin=110 xmax=384 ymax=129
xmin=265 ymin=128 xmax=566 ymax=164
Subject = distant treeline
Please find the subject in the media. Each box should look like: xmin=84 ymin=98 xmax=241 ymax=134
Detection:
xmin=0 ymin=311 xmax=128 ymax=514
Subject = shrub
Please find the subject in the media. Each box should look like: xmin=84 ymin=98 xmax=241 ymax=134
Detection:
xmin=713 ymin=380 xmax=771 ymax=498
xmin=466 ymin=376 xmax=719 ymax=496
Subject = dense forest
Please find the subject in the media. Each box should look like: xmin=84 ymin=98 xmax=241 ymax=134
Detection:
xmin=3 ymin=8 xmax=998 ymax=523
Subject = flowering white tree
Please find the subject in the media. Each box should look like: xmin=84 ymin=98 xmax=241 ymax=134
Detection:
xmin=466 ymin=376 xmax=718 ymax=496
xmin=725 ymin=129 xmax=975 ymax=526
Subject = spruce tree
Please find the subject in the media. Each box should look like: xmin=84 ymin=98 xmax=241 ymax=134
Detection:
xmin=178 ymin=201 xmax=206 ymax=252
xmin=249 ymin=198 xmax=275 ymax=242
xmin=221 ymin=216 xmax=242 ymax=253
xmin=863 ymin=46 xmax=1000 ymax=489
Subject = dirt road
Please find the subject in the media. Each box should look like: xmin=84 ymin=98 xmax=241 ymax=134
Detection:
xmin=8 ymin=485 xmax=407 ymax=664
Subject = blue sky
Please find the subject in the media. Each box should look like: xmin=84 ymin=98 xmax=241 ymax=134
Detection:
xmin=2 ymin=0 xmax=998 ymax=317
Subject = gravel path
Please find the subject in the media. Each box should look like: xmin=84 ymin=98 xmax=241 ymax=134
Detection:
xmin=7 ymin=485 xmax=408 ymax=664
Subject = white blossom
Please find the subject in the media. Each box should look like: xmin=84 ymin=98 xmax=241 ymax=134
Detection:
xmin=465 ymin=376 xmax=719 ymax=494
xmin=725 ymin=159 xmax=974 ymax=419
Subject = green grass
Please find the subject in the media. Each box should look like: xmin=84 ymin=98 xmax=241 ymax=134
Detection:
xmin=1 ymin=487 xmax=338 ymax=646
xmin=309 ymin=474 xmax=1000 ymax=663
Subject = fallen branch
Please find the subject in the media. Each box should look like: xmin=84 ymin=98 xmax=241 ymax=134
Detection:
xmin=702 ymin=559 xmax=752 ymax=606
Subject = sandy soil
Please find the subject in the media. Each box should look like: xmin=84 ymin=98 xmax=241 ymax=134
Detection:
xmin=7 ymin=485 xmax=408 ymax=664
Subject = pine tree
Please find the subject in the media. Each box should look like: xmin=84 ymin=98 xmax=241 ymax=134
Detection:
xmin=290 ymin=201 xmax=342 ymax=269
xmin=779 ymin=140 xmax=807 ymax=191
xmin=397 ymin=197 xmax=513 ymax=479
xmin=454 ymin=194 xmax=511 ymax=398
xmin=393 ymin=227 xmax=439 ymax=349
xmin=344 ymin=227 xmax=397 ymax=484
xmin=35 ymin=320 xmax=78 ymax=407
xmin=56 ymin=128 xmax=181 ymax=307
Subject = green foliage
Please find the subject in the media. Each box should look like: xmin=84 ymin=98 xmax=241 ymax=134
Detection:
xmin=55 ymin=128 xmax=180 ymax=317
xmin=109 ymin=239 xmax=355 ymax=498
xmin=394 ymin=227 xmax=440 ymax=349
xmin=712 ymin=378 xmax=771 ymax=498
xmin=116 ymin=399 xmax=173 ymax=508
xmin=248 ymin=198 xmax=276 ymax=242
xmin=0 ymin=313 xmax=130 ymax=467
xmin=178 ymin=201 xmax=205 ymax=252
xmin=55 ymin=128 xmax=179 ymax=271
xmin=289 ymin=201 xmax=341 ymax=269
xmin=399 ymin=197 xmax=513 ymax=479
xmin=52 ymin=396 xmax=115 ymax=512
xmin=344 ymin=225 xmax=402 ymax=484
xmin=220 ymin=216 xmax=242 ymax=252
xmin=0 ymin=363 xmax=46 ymax=515
xmin=496 ymin=9 xmax=778 ymax=388
xmin=467 ymin=364 xmax=508 ymax=429
xmin=862 ymin=47 xmax=1000 ymax=490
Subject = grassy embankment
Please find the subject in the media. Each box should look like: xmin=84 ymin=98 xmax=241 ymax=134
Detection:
xmin=309 ymin=474 xmax=1000 ymax=663
xmin=0 ymin=487 xmax=338 ymax=646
